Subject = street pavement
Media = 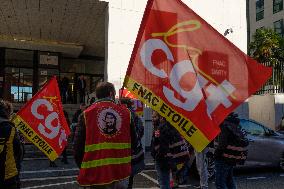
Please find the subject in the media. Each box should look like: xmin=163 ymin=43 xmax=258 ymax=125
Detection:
xmin=20 ymin=154 xmax=284 ymax=189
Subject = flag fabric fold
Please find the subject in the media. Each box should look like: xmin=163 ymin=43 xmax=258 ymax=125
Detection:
xmin=12 ymin=77 xmax=70 ymax=161
xmin=124 ymin=0 xmax=272 ymax=151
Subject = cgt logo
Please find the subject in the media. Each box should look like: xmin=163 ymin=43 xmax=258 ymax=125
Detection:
xmin=31 ymin=99 xmax=67 ymax=148
xmin=140 ymin=20 xmax=236 ymax=118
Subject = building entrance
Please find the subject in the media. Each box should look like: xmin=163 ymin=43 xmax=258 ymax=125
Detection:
xmin=60 ymin=73 xmax=103 ymax=104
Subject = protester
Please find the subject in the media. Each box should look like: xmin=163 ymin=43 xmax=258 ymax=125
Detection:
xmin=151 ymin=111 xmax=189 ymax=189
xmin=0 ymin=100 xmax=22 ymax=189
xmin=151 ymin=111 xmax=171 ymax=189
xmin=170 ymin=133 xmax=190 ymax=188
xmin=77 ymin=75 xmax=86 ymax=103
xmin=71 ymin=103 xmax=86 ymax=141
xmin=72 ymin=103 xmax=86 ymax=124
xmin=120 ymin=98 xmax=145 ymax=189
xmin=60 ymin=76 xmax=69 ymax=104
xmin=194 ymin=148 xmax=209 ymax=189
xmin=214 ymin=113 xmax=249 ymax=189
xmin=73 ymin=82 xmax=133 ymax=188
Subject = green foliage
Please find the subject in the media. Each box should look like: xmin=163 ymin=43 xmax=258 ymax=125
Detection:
xmin=249 ymin=28 xmax=284 ymax=66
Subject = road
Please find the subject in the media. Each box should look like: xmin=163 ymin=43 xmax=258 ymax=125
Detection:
xmin=20 ymin=157 xmax=284 ymax=189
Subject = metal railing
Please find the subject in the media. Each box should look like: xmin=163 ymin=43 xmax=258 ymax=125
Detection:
xmin=256 ymin=61 xmax=284 ymax=94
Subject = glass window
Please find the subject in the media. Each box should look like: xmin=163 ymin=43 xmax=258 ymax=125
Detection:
xmin=240 ymin=120 xmax=265 ymax=136
xmin=4 ymin=67 xmax=33 ymax=103
xmin=256 ymin=0 xmax=264 ymax=21
xmin=274 ymin=19 xmax=284 ymax=37
xmin=38 ymin=68 xmax=59 ymax=88
xmin=274 ymin=0 xmax=283 ymax=13
xmin=61 ymin=59 xmax=85 ymax=73
xmin=5 ymin=49 xmax=33 ymax=67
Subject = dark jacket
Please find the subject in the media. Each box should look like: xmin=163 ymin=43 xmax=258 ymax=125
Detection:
xmin=72 ymin=109 xmax=83 ymax=124
xmin=129 ymin=109 xmax=144 ymax=175
xmin=151 ymin=122 xmax=189 ymax=170
xmin=214 ymin=123 xmax=232 ymax=161
xmin=73 ymin=98 xmax=136 ymax=168
xmin=214 ymin=120 xmax=248 ymax=165
xmin=77 ymin=78 xmax=86 ymax=92
xmin=61 ymin=77 xmax=69 ymax=91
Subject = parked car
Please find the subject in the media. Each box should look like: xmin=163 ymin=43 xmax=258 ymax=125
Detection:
xmin=238 ymin=119 xmax=284 ymax=170
xmin=188 ymin=118 xmax=284 ymax=180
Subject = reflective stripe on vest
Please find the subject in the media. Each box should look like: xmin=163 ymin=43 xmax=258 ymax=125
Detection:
xmin=215 ymin=142 xmax=247 ymax=152
xmin=81 ymin=156 xmax=131 ymax=169
xmin=5 ymin=126 xmax=18 ymax=180
xmin=223 ymin=153 xmax=246 ymax=160
xmin=85 ymin=142 xmax=131 ymax=152
xmin=227 ymin=145 xmax=247 ymax=152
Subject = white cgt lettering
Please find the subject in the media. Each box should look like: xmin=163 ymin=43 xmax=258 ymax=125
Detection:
xmin=140 ymin=39 xmax=235 ymax=116
xmin=31 ymin=99 xmax=62 ymax=141
xmin=163 ymin=60 xmax=208 ymax=111
xmin=140 ymin=39 xmax=172 ymax=79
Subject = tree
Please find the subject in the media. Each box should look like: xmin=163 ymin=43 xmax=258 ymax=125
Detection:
xmin=249 ymin=28 xmax=284 ymax=93
xmin=249 ymin=28 xmax=284 ymax=66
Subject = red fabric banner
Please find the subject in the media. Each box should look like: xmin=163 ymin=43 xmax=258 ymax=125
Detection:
xmin=12 ymin=77 xmax=70 ymax=160
xmin=119 ymin=88 xmax=144 ymax=116
xmin=124 ymin=0 xmax=272 ymax=151
xmin=119 ymin=88 xmax=136 ymax=99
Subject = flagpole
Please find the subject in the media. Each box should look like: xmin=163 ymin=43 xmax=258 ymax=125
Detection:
xmin=184 ymin=50 xmax=211 ymax=117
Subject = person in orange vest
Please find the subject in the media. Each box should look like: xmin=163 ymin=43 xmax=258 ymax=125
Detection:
xmin=73 ymin=82 xmax=133 ymax=189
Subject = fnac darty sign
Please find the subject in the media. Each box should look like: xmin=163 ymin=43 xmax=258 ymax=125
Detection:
xmin=31 ymin=96 xmax=67 ymax=149
xmin=139 ymin=20 xmax=236 ymax=119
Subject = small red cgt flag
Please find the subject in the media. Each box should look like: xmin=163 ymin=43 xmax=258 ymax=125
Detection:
xmin=120 ymin=88 xmax=144 ymax=116
xmin=124 ymin=0 xmax=272 ymax=151
xmin=12 ymin=77 xmax=70 ymax=161
xmin=119 ymin=88 xmax=137 ymax=99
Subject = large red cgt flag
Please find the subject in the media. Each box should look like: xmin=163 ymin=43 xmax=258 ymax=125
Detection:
xmin=12 ymin=77 xmax=70 ymax=161
xmin=124 ymin=0 xmax=272 ymax=151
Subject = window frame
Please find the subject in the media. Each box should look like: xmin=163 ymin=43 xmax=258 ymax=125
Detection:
xmin=273 ymin=0 xmax=283 ymax=14
xmin=256 ymin=0 xmax=264 ymax=21
xmin=274 ymin=19 xmax=284 ymax=37
xmin=240 ymin=120 xmax=266 ymax=136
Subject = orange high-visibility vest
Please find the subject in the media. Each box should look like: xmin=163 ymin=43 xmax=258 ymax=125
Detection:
xmin=77 ymin=101 xmax=131 ymax=186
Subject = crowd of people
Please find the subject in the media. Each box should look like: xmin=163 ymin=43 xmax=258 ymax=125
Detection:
xmin=59 ymin=75 xmax=87 ymax=104
xmin=0 ymin=81 xmax=249 ymax=189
